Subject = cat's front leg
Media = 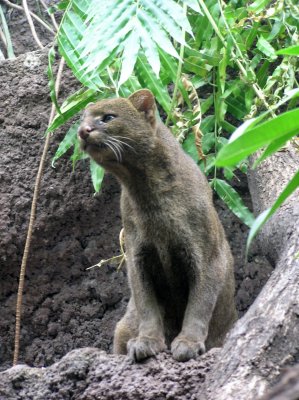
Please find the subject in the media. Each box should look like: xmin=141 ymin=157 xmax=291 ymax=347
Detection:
xmin=171 ymin=256 xmax=221 ymax=362
xmin=126 ymin=245 xmax=166 ymax=361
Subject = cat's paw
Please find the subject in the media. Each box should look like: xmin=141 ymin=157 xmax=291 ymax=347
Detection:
xmin=127 ymin=336 xmax=166 ymax=362
xmin=171 ymin=336 xmax=205 ymax=362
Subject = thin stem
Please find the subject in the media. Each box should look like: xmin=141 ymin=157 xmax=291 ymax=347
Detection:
xmin=165 ymin=2 xmax=187 ymax=126
xmin=0 ymin=25 xmax=6 ymax=47
xmin=213 ymin=69 xmax=217 ymax=181
xmin=40 ymin=0 xmax=59 ymax=32
xmin=198 ymin=0 xmax=275 ymax=117
xmin=13 ymin=57 xmax=65 ymax=366
xmin=0 ymin=0 xmax=55 ymax=34
xmin=22 ymin=0 xmax=44 ymax=49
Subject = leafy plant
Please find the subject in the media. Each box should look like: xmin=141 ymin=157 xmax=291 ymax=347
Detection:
xmin=49 ymin=0 xmax=298 ymax=233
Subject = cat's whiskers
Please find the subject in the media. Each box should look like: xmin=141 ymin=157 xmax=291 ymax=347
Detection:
xmin=110 ymin=137 xmax=136 ymax=153
xmin=105 ymin=141 xmax=121 ymax=163
xmin=116 ymin=135 xmax=136 ymax=143
xmin=106 ymin=139 xmax=123 ymax=162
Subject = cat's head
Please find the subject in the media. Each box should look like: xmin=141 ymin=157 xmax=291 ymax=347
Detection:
xmin=78 ymin=89 xmax=157 ymax=166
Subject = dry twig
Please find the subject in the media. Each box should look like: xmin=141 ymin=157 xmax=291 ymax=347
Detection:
xmin=22 ymin=0 xmax=44 ymax=49
xmin=40 ymin=0 xmax=59 ymax=32
xmin=13 ymin=58 xmax=65 ymax=366
xmin=0 ymin=0 xmax=55 ymax=34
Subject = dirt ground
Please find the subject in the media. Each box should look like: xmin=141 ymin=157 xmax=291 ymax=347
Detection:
xmin=0 ymin=1 xmax=274 ymax=373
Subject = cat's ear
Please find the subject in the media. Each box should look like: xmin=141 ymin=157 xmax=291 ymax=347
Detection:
xmin=128 ymin=89 xmax=156 ymax=129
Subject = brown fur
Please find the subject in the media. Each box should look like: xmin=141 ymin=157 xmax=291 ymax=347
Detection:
xmin=78 ymin=90 xmax=237 ymax=362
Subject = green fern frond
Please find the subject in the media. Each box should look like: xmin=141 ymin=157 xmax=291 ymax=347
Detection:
xmin=57 ymin=0 xmax=193 ymax=94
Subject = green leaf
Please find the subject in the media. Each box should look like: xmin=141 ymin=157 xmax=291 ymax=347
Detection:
xmin=202 ymin=131 xmax=215 ymax=153
xmin=0 ymin=5 xmax=15 ymax=59
xmin=70 ymin=137 xmax=87 ymax=170
xmin=136 ymin=19 xmax=160 ymax=76
xmin=213 ymin=179 xmax=255 ymax=227
xmin=54 ymin=0 xmax=70 ymax=11
xmin=201 ymin=95 xmax=213 ymax=114
xmin=153 ymin=0 xmax=193 ymax=35
xmin=57 ymin=0 xmax=103 ymax=90
xmin=119 ymin=29 xmax=140 ymax=87
xmin=215 ymin=108 xmax=299 ymax=166
xmin=135 ymin=55 xmax=172 ymax=115
xmin=90 ymin=159 xmax=105 ymax=193
xmin=52 ymin=122 xmax=80 ymax=167
xmin=142 ymin=0 xmax=187 ymax=45
xmin=184 ymin=0 xmax=201 ymax=13
xmin=182 ymin=134 xmax=198 ymax=162
xmin=248 ymin=0 xmax=272 ymax=13
xmin=158 ymin=50 xmax=191 ymax=107
xmin=139 ymin=9 xmax=179 ymax=59
xmin=246 ymin=170 xmax=299 ymax=253
xmin=47 ymin=88 xmax=101 ymax=133
xmin=253 ymin=130 xmax=298 ymax=168
xmin=256 ymin=36 xmax=277 ymax=60
xmin=276 ymin=45 xmax=299 ymax=56
xmin=48 ymin=47 xmax=61 ymax=115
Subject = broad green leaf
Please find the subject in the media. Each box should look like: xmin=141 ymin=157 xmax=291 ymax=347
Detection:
xmin=201 ymin=95 xmax=213 ymax=114
xmin=248 ymin=0 xmax=272 ymax=13
xmin=139 ymin=9 xmax=179 ymax=59
xmin=184 ymin=56 xmax=209 ymax=76
xmin=135 ymin=56 xmax=172 ymax=115
xmin=48 ymin=47 xmax=61 ymax=115
xmin=223 ymin=166 xmax=235 ymax=181
xmin=225 ymin=96 xmax=248 ymax=120
xmin=228 ymin=118 xmax=258 ymax=143
xmin=202 ymin=131 xmax=215 ymax=153
xmin=154 ymin=0 xmax=193 ymax=35
xmin=119 ymin=77 xmax=142 ymax=97
xmin=256 ymin=60 xmax=271 ymax=88
xmin=257 ymin=36 xmax=277 ymax=60
xmin=79 ymin=20 xmax=134 ymax=75
xmin=267 ymin=19 xmax=283 ymax=41
xmin=204 ymin=154 xmax=216 ymax=174
xmin=276 ymin=45 xmax=299 ymax=56
xmin=70 ymin=137 xmax=87 ymax=170
xmin=158 ymin=50 xmax=191 ymax=107
xmin=213 ymin=179 xmax=255 ymax=227
xmin=49 ymin=0 xmax=70 ymax=12
xmin=184 ymin=0 xmax=201 ymax=13
xmin=136 ymin=19 xmax=160 ymax=76
xmin=220 ymin=120 xmax=236 ymax=134
xmin=78 ymin=1 xmax=133 ymax=57
xmin=90 ymin=159 xmax=105 ymax=193
xmin=119 ymin=29 xmax=140 ymax=87
xmin=57 ymin=0 xmax=101 ymax=89
xmin=246 ymin=170 xmax=299 ymax=253
xmin=142 ymin=0 xmax=187 ymax=45
xmin=201 ymin=115 xmax=215 ymax=134
xmin=47 ymin=88 xmax=101 ymax=133
xmin=253 ymin=130 xmax=298 ymax=168
xmin=52 ymin=122 xmax=80 ymax=167
xmin=215 ymin=108 xmax=299 ymax=166
xmin=182 ymin=134 xmax=198 ymax=162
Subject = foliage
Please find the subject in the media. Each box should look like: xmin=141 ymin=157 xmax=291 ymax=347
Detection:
xmin=49 ymin=0 xmax=299 ymax=240
xmin=0 ymin=4 xmax=15 ymax=59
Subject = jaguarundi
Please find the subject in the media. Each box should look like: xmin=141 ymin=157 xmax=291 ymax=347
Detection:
xmin=78 ymin=89 xmax=237 ymax=362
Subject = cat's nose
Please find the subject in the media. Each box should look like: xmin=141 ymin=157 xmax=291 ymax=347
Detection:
xmin=78 ymin=125 xmax=92 ymax=140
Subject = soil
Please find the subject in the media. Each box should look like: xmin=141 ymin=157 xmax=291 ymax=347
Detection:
xmin=0 ymin=0 xmax=273 ymax=382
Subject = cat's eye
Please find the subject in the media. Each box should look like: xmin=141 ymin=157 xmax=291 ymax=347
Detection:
xmin=103 ymin=114 xmax=116 ymax=123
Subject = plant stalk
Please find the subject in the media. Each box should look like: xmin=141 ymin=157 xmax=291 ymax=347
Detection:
xmin=165 ymin=2 xmax=187 ymax=126
xmin=13 ymin=57 xmax=65 ymax=366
